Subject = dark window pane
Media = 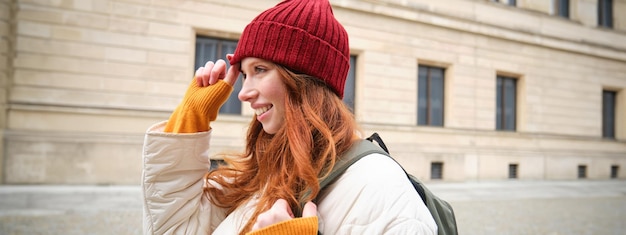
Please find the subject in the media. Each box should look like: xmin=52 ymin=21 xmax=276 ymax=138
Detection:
xmin=222 ymin=41 xmax=238 ymax=54
xmin=220 ymin=74 xmax=243 ymax=114
xmin=431 ymin=162 xmax=443 ymax=180
xmin=496 ymin=77 xmax=502 ymax=129
xmin=418 ymin=65 xmax=445 ymax=126
xmin=508 ymin=163 xmax=518 ymax=179
xmin=496 ymin=76 xmax=517 ymax=131
xmin=578 ymin=165 xmax=587 ymax=179
xmin=557 ymin=0 xmax=570 ymax=18
xmin=343 ymin=56 xmax=357 ymax=112
xmin=195 ymin=38 xmax=217 ymax=69
xmin=509 ymin=0 xmax=516 ymax=6
xmin=210 ymin=159 xmax=226 ymax=170
xmin=611 ymin=165 xmax=619 ymax=179
xmin=218 ymin=41 xmax=241 ymax=114
xmin=217 ymin=40 xmax=242 ymax=114
xmin=504 ymin=78 xmax=517 ymax=130
xmin=598 ymin=0 xmax=613 ymax=28
xmin=431 ymin=69 xmax=444 ymax=126
xmin=603 ymin=90 xmax=616 ymax=138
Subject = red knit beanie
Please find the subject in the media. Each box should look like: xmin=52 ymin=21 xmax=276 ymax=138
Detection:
xmin=230 ymin=0 xmax=350 ymax=98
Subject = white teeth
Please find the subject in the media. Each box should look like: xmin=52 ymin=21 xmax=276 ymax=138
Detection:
xmin=255 ymin=105 xmax=272 ymax=116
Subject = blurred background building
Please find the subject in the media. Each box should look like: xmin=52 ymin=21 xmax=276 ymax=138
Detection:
xmin=0 ymin=0 xmax=624 ymax=185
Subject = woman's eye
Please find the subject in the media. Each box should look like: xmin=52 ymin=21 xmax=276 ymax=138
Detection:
xmin=254 ymin=66 xmax=266 ymax=73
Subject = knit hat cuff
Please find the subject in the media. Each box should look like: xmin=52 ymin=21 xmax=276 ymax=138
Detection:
xmin=231 ymin=21 xmax=349 ymax=98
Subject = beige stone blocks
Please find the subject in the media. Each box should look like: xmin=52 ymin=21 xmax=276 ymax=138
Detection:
xmin=8 ymin=105 xmax=168 ymax=134
xmin=5 ymin=130 xmax=144 ymax=184
xmin=521 ymin=0 xmax=554 ymax=14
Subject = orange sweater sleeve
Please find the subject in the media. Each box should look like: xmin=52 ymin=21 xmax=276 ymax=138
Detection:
xmin=245 ymin=217 xmax=318 ymax=235
xmin=164 ymin=79 xmax=233 ymax=133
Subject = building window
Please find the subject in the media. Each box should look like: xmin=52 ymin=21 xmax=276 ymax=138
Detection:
xmin=603 ymin=90 xmax=616 ymax=138
xmin=431 ymin=162 xmax=443 ymax=180
xmin=195 ymin=36 xmax=242 ymax=114
xmin=492 ymin=0 xmax=515 ymax=5
xmin=508 ymin=163 xmax=519 ymax=179
xmin=496 ymin=76 xmax=517 ymax=131
xmin=210 ymin=159 xmax=226 ymax=170
xmin=554 ymin=0 xmax=569 ymax=18
xmin=343 ymin=55 xmax=357 ymax=112
xmin=508 ymin=0 xmax=516 ymax=6
xmin=578 ymin=165 xmax=587 ymax=179
xmin=598 ymin=0 xmax=613 ymax=28
xmin=418 ymin=65 xmax=445 ymax=126
xmin=611 ymin=165 xmax=619 ymax=179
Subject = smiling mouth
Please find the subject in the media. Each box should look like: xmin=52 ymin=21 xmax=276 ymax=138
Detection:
xmin=255 ymin=105 xmax=273 ymax=116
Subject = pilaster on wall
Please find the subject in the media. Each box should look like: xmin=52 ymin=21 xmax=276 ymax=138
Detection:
xmin=0 ymin=0 xmax=16 ymax=184
xmin=575 ymin=0 xmax=600 ymax=28
xmin=616 ymin=0 xmax=626 ymax=32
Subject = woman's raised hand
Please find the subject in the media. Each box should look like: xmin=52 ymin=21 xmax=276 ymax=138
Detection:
xmin=163 ymin=54 xmax=239 ymax=133
xmin=195 ymin=54 xmax=240 ymax=87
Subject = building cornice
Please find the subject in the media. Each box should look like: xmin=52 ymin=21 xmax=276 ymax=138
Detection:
xmin=332 ymin=0 xmax=626 ymax=62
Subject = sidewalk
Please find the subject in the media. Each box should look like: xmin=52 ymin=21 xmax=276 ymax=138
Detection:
xmin=427 ymin=179 xmax=626 ymax=201
xmin=0 ymin=185 xmax=143 ymax=235
xmin=1 ymin=180 xmax=625 ymax=234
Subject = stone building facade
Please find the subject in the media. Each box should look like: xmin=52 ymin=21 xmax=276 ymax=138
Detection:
xmin=1 ymin=0 xmax=625 ymax=184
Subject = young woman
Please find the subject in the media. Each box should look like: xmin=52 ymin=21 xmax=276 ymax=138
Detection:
xmin=142 ymin=0 xmax=437 ymax=234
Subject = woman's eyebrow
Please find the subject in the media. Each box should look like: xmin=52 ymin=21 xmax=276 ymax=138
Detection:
xmin=241 ymin=60 xmax=261 ymax=71
xmin=239 ymin=62 xmax=251 ymax=73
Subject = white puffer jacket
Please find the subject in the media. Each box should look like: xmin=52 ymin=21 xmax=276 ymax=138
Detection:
xmin=142 ymin=121 xmax=437 ymax=235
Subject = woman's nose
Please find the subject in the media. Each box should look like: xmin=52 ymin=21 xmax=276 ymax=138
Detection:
xmin=238 ymin=80 xmax=256 ymax=102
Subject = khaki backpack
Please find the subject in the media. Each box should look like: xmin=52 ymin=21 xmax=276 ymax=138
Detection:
xmin=318 ymin=133 xmax=459 ymax=235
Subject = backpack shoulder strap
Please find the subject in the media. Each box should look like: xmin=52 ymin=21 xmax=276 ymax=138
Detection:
xmin=318 ymin=138 xmax=389 ymax=190
xmin=366 ymin=132 xmax=389 ymax=153
xmin=319 ymin=133 xmax=429 ymax=206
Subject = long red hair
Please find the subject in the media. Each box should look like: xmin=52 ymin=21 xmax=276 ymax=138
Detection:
xmin=204 ymin=64 xmax=359 ymax=234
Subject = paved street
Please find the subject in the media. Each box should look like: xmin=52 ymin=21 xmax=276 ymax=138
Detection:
xmin=1 ymin=180 xmax=625 ymax=235
xmin=430 ymin=180 xmax=626 ymax=235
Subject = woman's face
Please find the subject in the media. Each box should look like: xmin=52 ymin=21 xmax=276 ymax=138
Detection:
xmin=238 ymin=57 xmax=287 ymax=134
